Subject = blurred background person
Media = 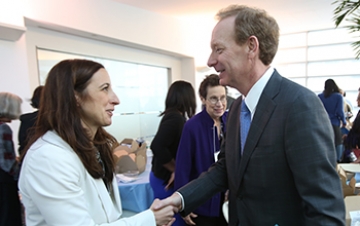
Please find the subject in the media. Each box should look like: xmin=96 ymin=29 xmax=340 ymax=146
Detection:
xmin=342 ymin=88 xmax=360 ymax=163
xmin=18 ymin=59 xmax=176 ymax=226
xmin=18 ymin=85 xmax=44 ymax=156
xmin=174 ymin=74 xmax=228 ymax=226
xmin=150 ymin=80 xmax=196 ymax=226
xmin=339 ymin=88 xmax=353 ymax=132
xmin=318 ymin=79 xmax=346 ymax=162
xmin=226 ymin=94 xmax=235 ymax=110
xmin=0 ymin=92 xmax=23 ymax=226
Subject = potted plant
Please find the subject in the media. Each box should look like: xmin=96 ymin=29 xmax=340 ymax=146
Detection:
xmin=333 ymin=0 xmax=360 ymax=59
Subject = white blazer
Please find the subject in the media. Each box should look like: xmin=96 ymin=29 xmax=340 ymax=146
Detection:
xmin=19 ymin=130 xmax=156 ymax=226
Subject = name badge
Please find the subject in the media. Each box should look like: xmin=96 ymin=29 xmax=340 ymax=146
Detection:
xmin=214 ymin=151 xmax=220 ymax=162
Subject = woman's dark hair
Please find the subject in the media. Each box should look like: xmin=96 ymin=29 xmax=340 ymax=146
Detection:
xmin=21 ymin=59 xmax=118 ymax=182
xmin=323 ymin=79 xmax=340 ymax=98
xmin=160 ymin=80 xmax=196 ymax=118
xmin=198 ymin=74 xmax=227 ymax=99
xmin=30 ymin=85 xmax=44 ymax=109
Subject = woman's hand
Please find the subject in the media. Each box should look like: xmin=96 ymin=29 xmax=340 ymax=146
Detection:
xmin=165 ymin=172 xmax=175 ymax=190
xmin=182 ymin=212 xmax=197 ymax=225
xmin=150 ymin=198 xmax=178 ymax=226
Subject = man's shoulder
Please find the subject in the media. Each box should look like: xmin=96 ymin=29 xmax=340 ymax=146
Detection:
xmin=265 ymin=74 xmax=320 ymax=108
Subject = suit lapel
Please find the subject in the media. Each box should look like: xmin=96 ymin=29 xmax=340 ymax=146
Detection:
xmin=227 ymin=98 xmax=242 ymax=189
xmin=237 ymin=71 xmax=282 ymax=189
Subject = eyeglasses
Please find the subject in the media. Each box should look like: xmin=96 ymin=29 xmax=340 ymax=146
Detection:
xmin=208 ymin=96 xmax=227 ymax=105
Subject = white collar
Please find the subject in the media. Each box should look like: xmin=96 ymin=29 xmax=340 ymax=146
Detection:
xmin=243 ymin=66 xmax=274 ymax=119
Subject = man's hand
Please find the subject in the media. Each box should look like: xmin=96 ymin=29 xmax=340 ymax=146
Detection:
xmin=152 ymin=193 xmax=182 ymax=212
xmin=150 ymin=198 xmax=178 ymax=226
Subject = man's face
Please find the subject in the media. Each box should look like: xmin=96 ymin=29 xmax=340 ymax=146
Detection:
xmin=357 ymin=92 xmax=360 ymax=107
xmin=207 ymin=16 xmax=251 ymax=89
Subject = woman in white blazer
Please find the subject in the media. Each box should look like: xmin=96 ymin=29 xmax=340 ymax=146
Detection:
xmin=18 ymin=59 xmax=177 ymax=226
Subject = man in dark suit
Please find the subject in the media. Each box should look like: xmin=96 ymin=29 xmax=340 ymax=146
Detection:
xmin=155 ymin=5 xmax=345 ymax=226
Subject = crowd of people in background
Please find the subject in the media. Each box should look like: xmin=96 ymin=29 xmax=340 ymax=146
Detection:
xmin=1 ymin=3 xmax=360 ymax=226
xmin=318 ymin=79 xmax=347 ymax=162
xmin=174 ymin=74 xmax=228 ymax=226
xmin=150 ymin=80 xmax=196 ymax=226
xmin=0 ymin=92 xmax=23 ymax=226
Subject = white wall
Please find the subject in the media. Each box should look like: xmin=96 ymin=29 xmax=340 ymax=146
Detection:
xmin=0 ymin=0 xmax=197 ymax=155
xmin=0 ymin=0 xmax=24 ymax=26
xmin=22 ymin=0 xmax=193 ymax=57
xmin=0 ymin=0 xmax=339 ymax=154
xmin=0 ymin=36 xmax=33 ymax=154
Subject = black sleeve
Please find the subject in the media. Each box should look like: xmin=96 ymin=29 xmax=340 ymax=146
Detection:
xmin=150 ymin=112 xmax=184 ymax=165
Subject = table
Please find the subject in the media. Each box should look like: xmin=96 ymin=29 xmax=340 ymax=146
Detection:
xmin=344 ymin=195 xmax=360 ymax=226
xmin=338 ymin=163 xmax=360 ymax=173
xmin=338 ymin=163 xmax=360 ymax=184
xmin=118 ymin=156 xmax=154 ymax=213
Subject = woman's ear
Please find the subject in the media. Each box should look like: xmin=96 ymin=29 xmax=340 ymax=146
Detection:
xmin=75 ymin=93 xmax=81 ymax=107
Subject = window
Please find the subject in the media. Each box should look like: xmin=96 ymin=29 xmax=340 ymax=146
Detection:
xmin=273 ymin=27 xmax=360 ymax=114
xmin=37 ymin=48 xmax=169 ymax=144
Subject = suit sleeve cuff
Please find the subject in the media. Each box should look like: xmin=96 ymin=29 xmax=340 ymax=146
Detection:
xmin=175 ymin=191 xmax=185 ymax=211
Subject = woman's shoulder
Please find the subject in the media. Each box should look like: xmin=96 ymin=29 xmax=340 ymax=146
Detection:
xmin=0 ymin=123 xmax=12 ymax=139
xmin=162 ymin=111 xmax=185 ymax=121
xmin=184 ymin=111 xmax=210 ymax=129
xmin=22 ymin=132 xmax=84 ymax=180
xmin=25 ymin=131 xmax=80 ymax=165
xmin=335 ymin=92 xmax=344 ymax=99
xmin=20 ymin=111 xmax=38 ymax=121
xmin=0 ymin=122 xmax=11 ymax=132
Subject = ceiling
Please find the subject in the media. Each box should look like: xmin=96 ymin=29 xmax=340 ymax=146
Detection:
xmin=112 ymin=0 xmax=338 ymax=34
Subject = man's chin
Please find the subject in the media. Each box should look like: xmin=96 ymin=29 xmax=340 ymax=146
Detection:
xmin=219 ymin=78 xmax=229 ymax=86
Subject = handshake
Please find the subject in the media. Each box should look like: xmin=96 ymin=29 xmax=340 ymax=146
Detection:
xmin=149 ymin=193 xmax=182 ymax=226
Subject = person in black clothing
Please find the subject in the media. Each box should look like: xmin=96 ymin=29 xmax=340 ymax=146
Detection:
xmin=342 ymin=89 xmax=360 ymax=163
xmin=18 ymin=85 xmax=43 ymax=155
xmin=149 ymin=80 xmax=196 ymax=226
xmin=0 ymin=92 xmax=23 ymax=226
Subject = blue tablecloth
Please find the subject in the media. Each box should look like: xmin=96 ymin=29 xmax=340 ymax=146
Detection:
xmin=118 ymin=156 xmax=154 ymax=212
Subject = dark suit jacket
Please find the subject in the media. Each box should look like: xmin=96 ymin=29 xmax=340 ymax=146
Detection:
xmin=18 ymin=111 xmax=38 ymax=155
xmin=178 ymin=71 xmax=345 ymax=226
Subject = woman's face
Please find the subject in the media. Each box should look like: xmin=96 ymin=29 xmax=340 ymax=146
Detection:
xmin=77 ymin=68 xmax=119 ymax=135
xmin=201 ymin=85 xmax=227 ymax=120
